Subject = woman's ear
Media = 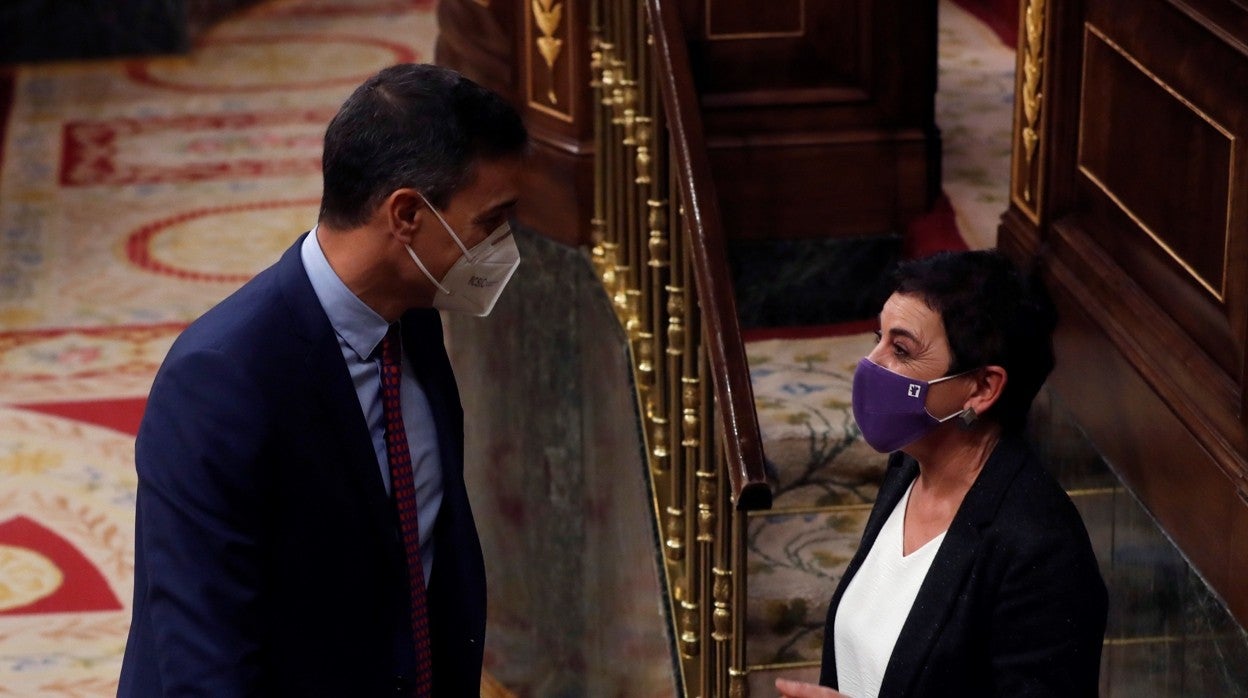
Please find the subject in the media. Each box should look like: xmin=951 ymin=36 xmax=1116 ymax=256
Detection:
xmin=967 ymin=365 xmax=1008 ymax=418
xmin=384 ymin=188 xmax=425 ymax=245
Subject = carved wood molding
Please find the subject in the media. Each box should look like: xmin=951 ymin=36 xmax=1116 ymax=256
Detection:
xmin=532 ymin=0 xmax=564 ymax=103
xmin=1011 ymin=0 xmax=1047 ymax=222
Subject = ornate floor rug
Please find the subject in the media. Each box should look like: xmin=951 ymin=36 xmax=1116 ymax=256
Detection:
xmin=0 ymin=1 xmax=440 ymax=695
xmin=938 ymin=0 xmax=1016 ymax=251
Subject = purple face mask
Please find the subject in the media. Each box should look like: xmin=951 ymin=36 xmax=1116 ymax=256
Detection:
xmin=851 ymin=357 xmax=972 ymax=453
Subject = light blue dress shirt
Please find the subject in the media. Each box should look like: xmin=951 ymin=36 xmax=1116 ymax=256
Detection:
xmin=301 ymin=228 xmax=443 ymax=585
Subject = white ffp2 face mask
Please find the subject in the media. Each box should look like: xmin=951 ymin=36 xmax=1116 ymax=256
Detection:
xmin=405 ymin=195 xmax=521 ymax=317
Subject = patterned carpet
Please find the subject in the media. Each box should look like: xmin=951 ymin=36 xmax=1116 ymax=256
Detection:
xmin=0 ymin=1 xmax=439 ymax=695
xmin=938 ymin=0 xmax=1016 ymax=251
xmin=0 ymin=0 xmax=1013 ymax=694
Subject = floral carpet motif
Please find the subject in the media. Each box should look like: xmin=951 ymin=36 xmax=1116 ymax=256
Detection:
xmin=0 ymin=407 xmax=136 ymax=697
xmin=0 ymin=3 xmax=436 ymax=332
xmin=0 ymin=1 xmax=439 ymax=695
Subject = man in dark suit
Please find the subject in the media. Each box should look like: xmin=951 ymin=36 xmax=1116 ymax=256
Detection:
xmin=118 ymin=63 xmax=528 ymax=697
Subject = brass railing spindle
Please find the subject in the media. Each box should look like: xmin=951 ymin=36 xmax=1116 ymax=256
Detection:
xmin=589 ymin=0 xmax=773 ymax=693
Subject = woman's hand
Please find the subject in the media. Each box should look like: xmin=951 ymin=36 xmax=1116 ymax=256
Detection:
xmin=775 ymin=678 xmax=849 ymax=697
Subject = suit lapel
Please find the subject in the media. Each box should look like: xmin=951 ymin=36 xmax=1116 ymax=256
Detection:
xmin=276 ymin=236 xmax=395 ymax=538
xmin=878 ymin=436 xmax=1029 ymax=697
xmin=400 ymin=309 xmax=463 ymax=484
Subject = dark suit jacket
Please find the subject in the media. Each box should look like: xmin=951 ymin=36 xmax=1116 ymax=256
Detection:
xmin=119 ymin=236 xmax=486 ymax=697
xmin=820 ymin=435 xmax=1107 ymax=697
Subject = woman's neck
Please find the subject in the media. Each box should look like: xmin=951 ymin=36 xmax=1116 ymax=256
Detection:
xmin=910 ymin=426 xmax=1003 ymax=501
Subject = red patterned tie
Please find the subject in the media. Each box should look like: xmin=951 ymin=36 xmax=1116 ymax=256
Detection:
xmin=380 ymin=326 xmax=433 ymax=697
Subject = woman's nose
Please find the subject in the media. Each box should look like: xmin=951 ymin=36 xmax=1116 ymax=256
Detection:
xmin=866 ymin=341 xmax=889 ymax=367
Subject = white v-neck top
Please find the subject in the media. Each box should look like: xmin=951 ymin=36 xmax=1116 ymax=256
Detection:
xmin=834 ymin=481 xmax=946 ymax=698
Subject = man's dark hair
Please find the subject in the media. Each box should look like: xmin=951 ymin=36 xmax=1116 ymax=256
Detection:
xmin=319 ymin=63 xmax=528 ymax=228
xmin=893 ymin=249 xmax=1057 ymax=433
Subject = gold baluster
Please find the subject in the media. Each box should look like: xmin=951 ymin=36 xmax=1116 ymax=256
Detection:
xmin=665 ymin=505 xmax=685 ymax=562
xmin=666 ymin=286 xmax=685 ymax=354
xmin=712 ymin=566 xmax=731 ymax=642
xmin=682 ymin=376 xmax=701 ymax=448
xmin=696 ymin=468 xmax=717 ymax=543
xmin=635 ymin=329 xmax=655 ymax=416
xmin=647 ymin=199 xmax=668 ymax=268
xmin=649 ymin=413 xmax=670 ymax=474
xmin=620 ymin=82 xmax=638 ymax=147
xmin=679 ymin=598 xmax=700 ymax=658
xmin=635 ymin=117 xmax=652 ymax=185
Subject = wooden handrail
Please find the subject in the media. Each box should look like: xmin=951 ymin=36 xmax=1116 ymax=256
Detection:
xmin=645 ymin=0 xmax=772 ymax=512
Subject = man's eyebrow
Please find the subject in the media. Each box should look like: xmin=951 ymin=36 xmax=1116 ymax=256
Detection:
xmin=473 ymin=197 xmax=519 ymax=223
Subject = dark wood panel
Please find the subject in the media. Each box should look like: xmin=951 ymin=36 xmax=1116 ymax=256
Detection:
xmin=705 ymin=0 xmax=803 ymax=36
xmin=692 ymin=0 xmax=939 ymax=240
xmin=1233 ymin=496 xmax=1248 ymax=623
xmin=1000 ymin=0 xmax=1248 ymax=626
xmin=439 ymin=0 xmax=938 ymax=243
xmin=687 ymin=0 xmax=936 ymax=129
xmin=685 ymin=0 xmax=867 ymax=97
xmin=1045 ymin=249 xmax=1246 ymax=624
xmin=435 ymin=0 xmax=519 ymax=100
xmin=517 ymin=138 xmax=594 ymax=248
xmin=708 ymin=132 xmax=931 ymax=240
xmin=1077 ymin=0 xmax=1248 ymax=399
xmin=438 ymin=0 xmax=596 ymax=245
xmin=1079 ymin=28 xmax=1232 ymax=298
xmin=1046 ymin=215 xmax=1246 ymax=468
xmin=525 ymin=0 xmax=588 ymax=126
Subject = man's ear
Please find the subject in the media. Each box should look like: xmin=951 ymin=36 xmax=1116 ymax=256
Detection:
xmin=384 ymin=188 xmax=425 ymax=245
xmin=966 ymin=365 xmax=1007 ymax=417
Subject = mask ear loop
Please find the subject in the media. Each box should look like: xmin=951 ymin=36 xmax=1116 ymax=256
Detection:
xmin=928 ymin=367 xmax=981 ymax=425
xmin=405 ymin=245 xmax=451 ymax=295
xmin=416 ymin=191 xmax=474 ymax=261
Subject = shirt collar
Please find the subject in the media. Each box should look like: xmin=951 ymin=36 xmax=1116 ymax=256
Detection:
xmin=300 ymin=226 xmax=391 ymax=361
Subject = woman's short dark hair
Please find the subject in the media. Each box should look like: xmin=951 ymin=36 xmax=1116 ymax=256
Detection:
xmin=319 ymin=63 xmax=528 ymax=229
xmin=893 ymin=250 xmax=1057 ymax=433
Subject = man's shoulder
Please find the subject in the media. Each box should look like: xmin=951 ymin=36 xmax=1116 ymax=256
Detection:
xmin=177 ymin=240 xmax=312 ymax=351
xmin=182 ymin=267 xmax=284 ymax=345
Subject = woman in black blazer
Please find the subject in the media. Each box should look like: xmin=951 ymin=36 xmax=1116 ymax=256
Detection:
xmin=777 ymin=251 xmax=1107 ymax=698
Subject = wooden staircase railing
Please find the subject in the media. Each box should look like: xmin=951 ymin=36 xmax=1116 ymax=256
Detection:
xmin=589 ymin=0 xmax=773 ymax=694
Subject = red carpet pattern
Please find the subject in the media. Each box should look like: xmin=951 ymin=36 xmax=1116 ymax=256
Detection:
xmin=0 ymin=1 xmax=437 ymax=694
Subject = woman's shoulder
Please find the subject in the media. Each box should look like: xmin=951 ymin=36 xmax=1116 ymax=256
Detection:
xmin=984 ymin=437 xmax=1093 ymax=544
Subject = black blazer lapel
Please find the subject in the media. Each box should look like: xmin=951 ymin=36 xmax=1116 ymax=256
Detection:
xmin=877 ymin=437 xmax=1030 ymax=697
xmin=275 ymin=235 xmax=394 ymax=539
